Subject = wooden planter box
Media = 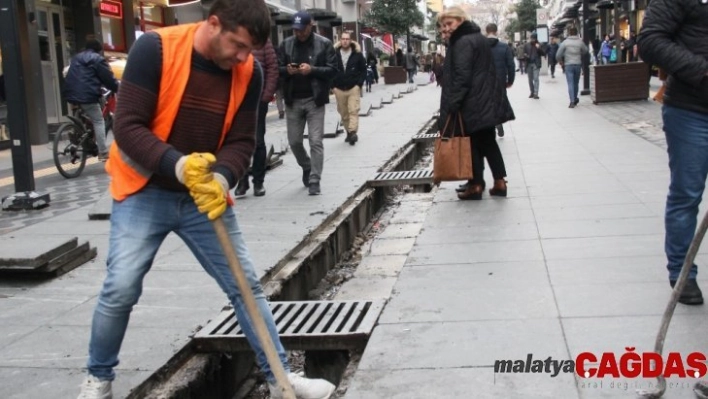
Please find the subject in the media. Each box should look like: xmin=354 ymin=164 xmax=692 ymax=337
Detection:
xmin=590 ymin=63 xmax=650 ymax=104
xmin=383 ymin=66 xmax=407 ymax=85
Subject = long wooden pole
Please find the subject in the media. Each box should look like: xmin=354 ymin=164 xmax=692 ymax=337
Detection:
xmin=212 ymin=218 xmax=296 ymax=399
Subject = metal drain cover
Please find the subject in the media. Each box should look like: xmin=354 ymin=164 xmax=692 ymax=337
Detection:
xmin=367 ymin=170 xmax=434 ymax=187
xmin=194 ymin=300 xmax=385 ymax=352
xmin=412 ymin=133 xmax=438 ymax=143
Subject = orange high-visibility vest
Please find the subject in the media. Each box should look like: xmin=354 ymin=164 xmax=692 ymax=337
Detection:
xmin=106 ymin=22 xmax=254 ymax=201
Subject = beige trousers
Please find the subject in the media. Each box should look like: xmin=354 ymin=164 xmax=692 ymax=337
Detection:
xmin=333 ymin=86 xmax=361 ymax=133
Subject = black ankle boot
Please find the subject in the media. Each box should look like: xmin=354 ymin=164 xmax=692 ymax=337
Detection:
xmin=670 ymin=279 xmax=704 ymax=305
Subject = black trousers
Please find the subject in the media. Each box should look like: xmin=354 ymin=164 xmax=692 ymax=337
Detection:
xmin=550 ymin=62 xmax=557 ymax=76
xmin=470 ymin=127 xmax=507 ymax=185
xmin=250 ymin=101 xmax=269 ymax=184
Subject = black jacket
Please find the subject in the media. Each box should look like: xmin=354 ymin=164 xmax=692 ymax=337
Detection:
xmin=439 ymin=21 xmax=513 ymax=135
xmin=278 ymin=33 xmax=338 ymax=107
xmin=638 ymin=0 xmax=708 ymax=115
xmin=332 ymin=41 xmax=367 ymax=90
xmin=63 ymin=50 xmax=119 ymax=104
xmin=523 ymin=41 xmax=546 ymax=68
xmin=488 ymin=38 xmax=515 ymax=87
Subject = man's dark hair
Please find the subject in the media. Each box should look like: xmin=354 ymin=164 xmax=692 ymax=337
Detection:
xmin=208 ymin=0 xmax=271 ymax=46
xmin=85 ymin=39 xmax=103 ymax=53
xmin=486 ymin=23 xmax=498 ymax=34
xmin=569 ymin=27 xmax=578 ymax=36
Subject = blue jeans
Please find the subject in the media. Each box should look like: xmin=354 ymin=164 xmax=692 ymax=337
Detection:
xmin=663 ymin=105 xmax=708 ymax=281
xmin=526 ymin=64 xmax=540 ymax=96
xmin=407 ymin=69 xmax=415 ymax=83
xmin=80 ymin=103 xmax=108 ymax=155
xmin=87 ymin=186 xmax=288 ymax=382
xmin=565 ymin=64 xmax=582 ymax=103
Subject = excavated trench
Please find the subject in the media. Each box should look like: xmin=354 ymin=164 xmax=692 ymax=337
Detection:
xmin=127 ymin=114 xmax=438 ymax=399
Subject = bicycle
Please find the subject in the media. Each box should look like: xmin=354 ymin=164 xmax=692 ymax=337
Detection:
xmin=53 ymin=89 xmax=115 ymax=179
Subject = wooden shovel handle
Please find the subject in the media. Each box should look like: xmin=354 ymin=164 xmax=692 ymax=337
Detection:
xmin=212 ymin=218 xmax=296 ymax=399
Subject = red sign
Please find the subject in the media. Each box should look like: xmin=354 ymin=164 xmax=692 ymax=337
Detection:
xmin=99 ymin=0 xmax=123 ymax=19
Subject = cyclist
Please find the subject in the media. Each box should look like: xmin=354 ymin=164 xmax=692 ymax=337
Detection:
xmin=63 ymin=39 xmax=119 ymax=162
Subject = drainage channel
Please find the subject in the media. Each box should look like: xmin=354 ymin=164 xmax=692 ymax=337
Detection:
xmin=126 ymin=113 xmax=438 ymax=399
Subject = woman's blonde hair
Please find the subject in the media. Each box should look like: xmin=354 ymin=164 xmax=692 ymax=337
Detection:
xmin=438 ymin=6 xmax=470 ymax=23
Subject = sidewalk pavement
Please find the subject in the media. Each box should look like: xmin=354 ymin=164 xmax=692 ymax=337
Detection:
xmin=345 ymin=73 xmax=708 ymax=398
xmin=0 ymin=79 xmax=439 ymax=398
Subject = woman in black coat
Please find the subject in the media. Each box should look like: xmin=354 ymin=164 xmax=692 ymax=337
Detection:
xmin=438 ymin=6 xmax=514 ymax=200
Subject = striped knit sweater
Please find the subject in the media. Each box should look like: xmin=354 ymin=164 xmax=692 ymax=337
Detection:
xmin=113 ymin=32 xmax=263 ymax=192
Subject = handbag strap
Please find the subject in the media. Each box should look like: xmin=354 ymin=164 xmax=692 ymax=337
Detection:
xmin=440 ymin=113 xmax=466 ymax=138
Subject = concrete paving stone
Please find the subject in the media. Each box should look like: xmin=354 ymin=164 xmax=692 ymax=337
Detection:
xmin=519 ymin=151 xmax=597 ymax=165
xmin=354 ymin=255 xmax=408 ymax=278
xmin=0 ymin=294 xmax=89 ymax=327
xmin=397 ymin=192 xmax=436 ymax=203
xmin=379 ymin=262 xmax=556 ymax=323
xmin=433 ymin=184 xmax=531 ymax=202
xmin=537 ymin=217 xmax=664 ymax=239
xmin=542 ymin=234 xmax=666 ymax=261
xmin=357 ymin=318 xmax=569 ymax=370
xmin=345 ymin=367 xmax=580 ymax=399
xmin=553 ymin=281 xmax=705 ymax=318
xmin=422 ymin=207 xmax=537 ymax=228
xmin=0 ymin=367 xmax=150 ymax=399
xmin=534 ymin=203 xmax=657 ymax=223
xmin=407 ymin=239 xmax=544 ymax=266
xmin=547 ymin=255 xmax=669 ymax=285
xmin=367 ymin=238 xmax=417 ymax=256
xmin=386 ymin=211 xmax=428 ymax=225
xmin=527 ymin=179 xmax=630 ymax=197
xmin=431 ymin=196 xmax=532 ymax=210
xmin=335 ymin=276 xmax=397 ymax=300
xmin=519 ymin=160 xmax=609 ymax=178
xmin=0 ymin=325 xmax=38 ymax=350
xmin=376 ymin=223 xmax=424 ymax=239
xmin=0 ymin=324 xmax=191 ymax=371
xmin=530 ymin=191 xmax=643 ymax=209
xmin=0 ymin=236 xmax=81 ymax=265
xmin=415 ymin=222 xmax=540 ymax=245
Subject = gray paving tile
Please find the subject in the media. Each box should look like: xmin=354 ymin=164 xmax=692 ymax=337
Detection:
xmin=423 ymin=207 xmax=537 ymax=228
xmin=0 ymin=367 xmax=150 ymax=399
xmin=416 ymin=222 xmax=539 ymax=245
xmin=538 ymin=217 xmax=663 ymax=239
xmin=527 ymin=179 xmax=629 ymax=196
xmin=534 ymin=203 xmax=656 ymax=223
xmin=530 ymin=191 xmax=642 ymax=209
xmin=407 ymin=239 xmax=544 ymax=265
xmin=554 ymin=282 xmax=705 ymax=318
xmin=0 ymin=294 xmax=89 ymax=326
xmin=541 ymin=235 xmax=664 ymax=260
xmin=354 ymin=255 xmax=408 ymax=278
xmin=376 ymin=223 xmax=424 ymax=239
xmin=335 ymin=276 xmax=397 ymax=300
xmin=345 ymin=367 xmax=580 ymax=399
xmin=547 ymin=256 xmax=668 ymax=285
xmin=367 ymin=238 xmax=417 ymax=256
xmin=358 ymin=318 xmax=568 ymax=370
xmin=0 ymin=325 xmax=38 ymax=350
xmin=379 ymin=262 xmax=556 ymax=323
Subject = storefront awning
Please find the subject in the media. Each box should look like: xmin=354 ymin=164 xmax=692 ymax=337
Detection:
xmin=306 ymin=8 xmax=338 ymax=21
xmin=265 ymin=0 xmax=298 ymax=16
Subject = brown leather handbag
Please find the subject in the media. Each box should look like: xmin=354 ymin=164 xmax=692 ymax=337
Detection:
xmin=433 ymin=113 xmax=473 ymax=184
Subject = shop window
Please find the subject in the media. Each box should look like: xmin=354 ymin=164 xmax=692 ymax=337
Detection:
xmin=136 ymin=2 xmax=166 ymax=32
xmin=101 ymin=16 xmax=126 ymax=52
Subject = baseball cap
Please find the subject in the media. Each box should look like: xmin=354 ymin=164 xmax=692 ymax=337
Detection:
xmin=292 ymin=11 xmax=312 ymax=30
xmin=530 ymin=32 xmax=538 ymax=39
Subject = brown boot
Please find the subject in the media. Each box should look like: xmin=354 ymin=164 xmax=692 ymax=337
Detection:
xmin=458 ymin=184 xmax=484 ymax=200
xmin=489 ymin=179 xmax=507 ymax=197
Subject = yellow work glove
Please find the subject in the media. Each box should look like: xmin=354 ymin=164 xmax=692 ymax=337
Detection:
xmin=190 ymin=173 xmax=229 ymax=220
xmin=176 ymin=152 xmax=216 ymax=190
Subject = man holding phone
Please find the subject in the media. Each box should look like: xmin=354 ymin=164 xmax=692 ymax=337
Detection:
xmin=278 ymin=11 xmax=337 ymax=196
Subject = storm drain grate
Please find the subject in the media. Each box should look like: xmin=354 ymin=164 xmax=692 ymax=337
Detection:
xmin=412 ymin=133 xmax=438 ymax=143
xmin=194 ymin=300 xmax=385 ymax=352
xmin=367 ymin=169 xmax=434 ymax=187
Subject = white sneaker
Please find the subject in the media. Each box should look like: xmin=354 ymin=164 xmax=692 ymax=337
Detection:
xmin=268 ymin=372 xmax=336 ymax=399
xmin=77 ymin=375 xmax=112 ymax=399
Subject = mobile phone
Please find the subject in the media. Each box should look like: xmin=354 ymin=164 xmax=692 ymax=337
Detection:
xmin=289 ymin=63 xmax=299 ymax=68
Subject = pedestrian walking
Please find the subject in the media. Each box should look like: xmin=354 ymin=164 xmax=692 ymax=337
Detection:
xmin=366 ymin=51 xmax=379 ymax=83
xmin=547 ymin=36 xmax=559 ymax=78
xmin=485 ymin=23 xmax=515 ymax=138
xmin=405 ymin=47 xmax=419 ymax=83
xmin=277 ymin=11 xmax=337 ymax=196
xmin=638 ymin=0 xmax=708 ymax=307
xmin=63 ymin=39 xmax=120 ymax=162
xmin=556 ymin=27 xmax=588 ymax=108
xmin=437 ymin=7 xmax=513 ymax=201
xmin=515 ymin=42 xmax=526 ymax=75
xmin=332 ymin=32 xmax=367 ymax=145
xmin=432 ymin=53 xmax=444 ymax=87
xmin=599 ymin=34 xmax=612 ymax=65
xmin=523 ymin=33 xmax=545 ymax=99
xmin=274 ymin=45 xmax=286 ymax=119
xmin=235 ymin=38 xmax=279 ymax=197
xmin=76 ymin=2 xmax=336 ymax=399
